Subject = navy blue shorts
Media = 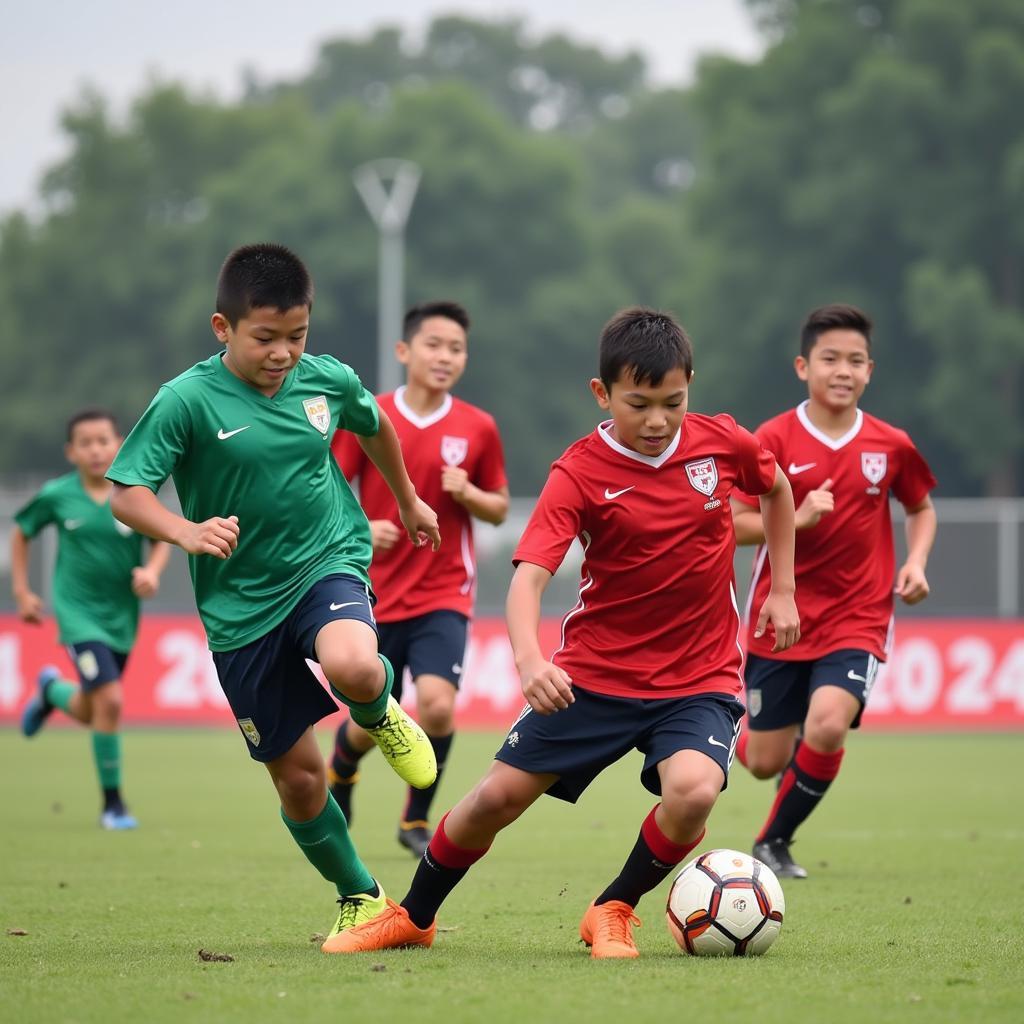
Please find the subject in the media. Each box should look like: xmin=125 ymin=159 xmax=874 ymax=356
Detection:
xmin=494 ymin=688 xmax=745 ymax=804
xmin=379 ymin=610 xmax=469 ymax=701
xmin=743 ymin=649 xmax=882 ymax=732
xmin=67 ymin=642 xmax=128 ymax=692
xmin=212 ymin=573 xmax=378 ymax=762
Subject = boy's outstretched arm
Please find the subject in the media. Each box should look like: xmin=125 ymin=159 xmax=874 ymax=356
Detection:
xmin=754 ymin=466 xmax=800 ymax=652
xmin=10 ymin=526 xmax=44 ymax=623
xmin=895 ymin=496 xmax=936 ymax=605
xmin=358 ymin=408 xmax=441 ymax=551
xmin=506 ymin=561 xmax=574 ymax=715
xmin=111 ymin=485 xmax=239 ymax=559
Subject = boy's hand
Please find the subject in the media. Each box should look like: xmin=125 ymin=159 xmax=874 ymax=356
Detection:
xmin=398 ymin=497 xmax=441 ymax=551
xmin=441 ymin=466 xmax=470 ymax=501
xmin=794 ymin=478 xmax=834 ymax=530
xmin=519 ymin=657 xmax=574 ymax=715
xmin=369 ymin=519 xmax=402 ymax=552
xmin=15 ymin=589 xmax=44 ymax=624
xmin=177 ymin=516 xmax=239 ymax=559
xmin=755 ymin=590 xmax=800 ymax=652
xmin=895 ymin=562 xmax=929 ymax=605
xmin=131 ymin=566 xmax=161 ymax=598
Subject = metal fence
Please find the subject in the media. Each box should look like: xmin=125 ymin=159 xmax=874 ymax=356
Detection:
xmin=1 ymin=486 xmax=1022 ymax=620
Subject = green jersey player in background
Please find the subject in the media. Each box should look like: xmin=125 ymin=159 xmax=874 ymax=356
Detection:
xmin=106 ymin=242 xmax=441 ymax=949
xmin=14 ymin=409 xmax=171 ymax=829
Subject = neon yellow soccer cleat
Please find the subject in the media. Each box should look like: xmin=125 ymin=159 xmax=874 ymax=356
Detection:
xmin=321 ymin=884 xmax=389 ymax=954
xmin=365 ymin=697 xmax=437 ymax=789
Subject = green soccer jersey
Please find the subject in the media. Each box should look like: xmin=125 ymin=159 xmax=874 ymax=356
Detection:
xmin=14 ymin=472 xmax=146 ymax=652
xmin=107 ymin=351 xmax=379 ymax=651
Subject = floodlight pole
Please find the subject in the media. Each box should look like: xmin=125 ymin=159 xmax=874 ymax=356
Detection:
xmin=353 ymin=159 xmax=421 ymax=395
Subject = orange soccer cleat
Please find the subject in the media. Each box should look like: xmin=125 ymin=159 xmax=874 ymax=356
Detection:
xmin=579 ymin=900 xmax=642 ymax=959
xmin=321 ymin=898 xmax=436 ymax=954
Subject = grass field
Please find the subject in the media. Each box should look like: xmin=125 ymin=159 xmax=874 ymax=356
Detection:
xmin=2 ymin=728 xmax=1022 ymax=1024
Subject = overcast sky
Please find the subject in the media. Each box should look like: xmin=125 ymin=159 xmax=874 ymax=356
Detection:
xmin=2 ymin=0 xmax=762 ymax=214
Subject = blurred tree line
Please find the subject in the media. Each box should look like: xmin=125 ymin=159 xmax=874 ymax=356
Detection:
xmin=1 ymin=0 xmax=1021 ymax=495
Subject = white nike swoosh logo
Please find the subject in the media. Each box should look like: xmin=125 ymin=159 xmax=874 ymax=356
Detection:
xmin=708 ymin=735 xmax=729 ymax=750
xmin=329 ymin=601 xmax=361 ymax=611
xmin=217 ymin=426 xmax=251 ymax=440
xmin=63 ymin=519 xmax=84 ymax=530
xmin=787 ymin=462 xmax=817 ymax=475
xmin=604 ymin=486 xmax=635 ymax=500
xmin=847 ymin=669 xmax=868 ymax=684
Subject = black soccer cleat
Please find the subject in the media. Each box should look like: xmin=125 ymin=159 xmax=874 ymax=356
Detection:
xmin=753 ymin=838 xmax=808 ymax=879
xmin=397 ymin=823 xmax=431 ymax=859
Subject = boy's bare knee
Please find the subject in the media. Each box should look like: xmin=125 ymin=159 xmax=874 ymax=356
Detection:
xmin=322 ymin=655 xmax=381 ymax=703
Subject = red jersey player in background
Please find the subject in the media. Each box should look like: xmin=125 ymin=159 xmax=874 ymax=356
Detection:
xmin=329 ymin=301 xmax=509 ymax=857
xmin=732 ymin=303 xmax=937 ymax=880
xmin=322 ymin=306 xmax=800 ymax=957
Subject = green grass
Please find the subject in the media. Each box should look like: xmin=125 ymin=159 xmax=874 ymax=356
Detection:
xmin=1 ymin=729 xmax=1022 ymax=1024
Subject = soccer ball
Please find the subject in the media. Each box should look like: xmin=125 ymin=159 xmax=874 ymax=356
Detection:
xmin=666 ymin=849 xmax=785 ymax=956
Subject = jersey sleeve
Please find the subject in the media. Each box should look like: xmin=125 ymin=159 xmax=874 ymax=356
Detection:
xmin=336 ymin=365 xmax=380 ymax=437
xmin=733 ymin=422 xmax=778 ymax=498
xmin=891 ymin=434 xmax=937 ymax=508
xmin=106 ymin=386 xmax=191 ymax=492
xmin=473 ymin=415 xmax=509 ymax=493
xmin=331 ymin=428 xmax=367 ymax=482
xmin=512 ymin=465 xmax=584 ymax=575
xmin=13 ymin=484 xmax=56 ymax=539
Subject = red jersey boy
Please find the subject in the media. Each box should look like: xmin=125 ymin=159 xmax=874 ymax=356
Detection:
xmin=732 ymin=304 xmax=937 ymax=879
xmin=322 ymin=306 xmax=800 ymax=958
xmin=329 ymin=301 xmax=508 ymax=857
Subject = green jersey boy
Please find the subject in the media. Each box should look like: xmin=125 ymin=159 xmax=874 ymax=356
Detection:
xmin=107 ymin=242 xmax=440 ymax=946
xmin=14 ymin=409 xmax=170 ymax=829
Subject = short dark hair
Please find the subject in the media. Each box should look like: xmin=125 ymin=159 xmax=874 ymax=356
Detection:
xmin=67 ymin=408 xmax=119 ymax=441
xmin=599 ymin=307 xmax=694 ymax=390
xmin=216 ymin=243 xmax=314 ymax=328
xmin=403 ymin=301 xmax=471 ymax=341
xmin=800 ymin=304 xmax=872 ymax=358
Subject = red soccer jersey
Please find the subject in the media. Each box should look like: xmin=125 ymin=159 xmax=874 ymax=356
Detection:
xmin=332 ymin=388 xmax=507 ymax=622
xmin=734 ymin=402 xmax=937 ymax=662
xmin=513 ymin=414 xmax=777 ymax=699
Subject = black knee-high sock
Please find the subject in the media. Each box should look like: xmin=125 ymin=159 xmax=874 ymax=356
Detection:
xmin=401 ymin=811 xmax=490 ymax=928
xmin=756 ymin=742 xmax=844 ymax=843
xmin=402 ymin=732 xmax=453 ymax=825
xmin=597 ymin=806 xmax=704 ymax=908
xmin=329 ymin=720 xmax=367 ymax=823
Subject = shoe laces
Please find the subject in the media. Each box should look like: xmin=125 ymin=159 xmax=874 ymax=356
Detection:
xmin=335 ymin=893 xmax=374 ymax=930
xmin=594 ymin=903 xmax=641 ymax=945
xmin=370 ymin=710 xmax=413 ymax=758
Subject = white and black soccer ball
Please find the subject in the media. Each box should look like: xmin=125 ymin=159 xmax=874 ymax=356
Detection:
xmin=666 ymin=849 xmax=785 ymax=956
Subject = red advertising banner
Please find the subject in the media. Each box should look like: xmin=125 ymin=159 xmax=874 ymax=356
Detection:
xmin=0 ymin=615 xmax=1021 ymax=731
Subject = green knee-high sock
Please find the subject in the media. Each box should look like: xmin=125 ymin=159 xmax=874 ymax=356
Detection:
xmin=46 ymin=678 xmax=79 ymax=714
xmin=281 ymin=794 xmax=375 ymax=896
xmin=330 ymin=654 xmax=394 ymax=728
xmin=91 ymin=732 xmax=121 ymax=790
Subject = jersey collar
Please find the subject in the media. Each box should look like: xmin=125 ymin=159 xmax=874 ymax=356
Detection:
xmin=597 ymin=420 xmax=682 ymax=468
xmin=214 ymin=351 xmax=297 ymax=402
xmin=796 ymin=400 xmax=863 ymax=450
xmin=393 ymin=386 xmax=452 ymax=429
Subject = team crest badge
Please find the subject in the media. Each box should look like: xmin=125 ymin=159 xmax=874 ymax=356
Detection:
xmin=77 ymin=650 xmax=100 ymax=681
xmin=748 ymin=689 xmax=762 ymax=718
xmin=685 ymin=457 xmax=719 ymax=497
xmin=238 ymin=718 xmax=261 ymax=747
xmin=302 ymin=396 xmax=331 ymax=436
xmin=861 ymin=452 xmax=887 ymax=494
xmin=441 ymin=435 xmax=469 ymax=467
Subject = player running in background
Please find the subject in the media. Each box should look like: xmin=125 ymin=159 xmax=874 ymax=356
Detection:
xmin=322 ymin=306 xmax=799 ymax=957
xmin=105 ymin=243 xmax=440 ymax=947
xmin=731 ymin=303 xmax=937 ymax=879
xmin=328 ymin=301 xmax=508 ymax=858
xmin=14 ymin=409 xmax=171 ymax=829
